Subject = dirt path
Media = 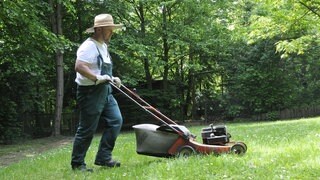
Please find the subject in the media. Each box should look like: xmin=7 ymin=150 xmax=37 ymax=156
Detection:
xmin=0 ymin=136 xmax=74 ymax=167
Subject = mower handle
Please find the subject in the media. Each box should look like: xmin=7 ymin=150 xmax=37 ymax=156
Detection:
xmin=110 ymin=82 xmax=186 ymax=137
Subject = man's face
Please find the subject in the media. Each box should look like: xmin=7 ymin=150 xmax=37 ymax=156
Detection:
xmin=102 ymin=27 xmax=113 ymax=43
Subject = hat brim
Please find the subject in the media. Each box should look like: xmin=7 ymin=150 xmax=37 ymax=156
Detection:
xmin=85 ymin=24 xmax=124 ymax=33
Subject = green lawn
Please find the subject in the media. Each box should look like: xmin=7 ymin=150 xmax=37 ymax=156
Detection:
xmin=1 ymin=117 xmax=320 ymax=179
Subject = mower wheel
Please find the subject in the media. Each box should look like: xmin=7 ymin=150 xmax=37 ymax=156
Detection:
xmin=177 ymin=145 xmax=196 ymax=157
xmin=238 ymin=142 xmax=247 ymax=151
xmin=231 ymin=143 xmax=247 ymax=155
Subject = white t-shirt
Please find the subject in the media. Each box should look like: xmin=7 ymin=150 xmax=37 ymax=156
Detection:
xmin=75 ymin=38 xmax=112 ymax=86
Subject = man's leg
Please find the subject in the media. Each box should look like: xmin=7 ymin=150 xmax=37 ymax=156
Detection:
xmin=71 ymin=85 xmax=108 ymax=170
xmin=95 ymin=95 xmax=123 ymax=167
xmin=71 ymin=111 xmax=100 ymax=168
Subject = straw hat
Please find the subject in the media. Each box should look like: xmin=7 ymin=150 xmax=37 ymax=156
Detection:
xmin=85 ymin=14 xmax=123 ymax=33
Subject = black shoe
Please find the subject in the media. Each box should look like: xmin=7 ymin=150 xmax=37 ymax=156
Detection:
xmin=94 ymin=159 xmax=121 ymax=168
xmin=72 ymin=165 xmax=93 ymax=172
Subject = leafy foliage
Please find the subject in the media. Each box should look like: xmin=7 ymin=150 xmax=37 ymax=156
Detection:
xmin=0 ymin=0 xmax=71 ymax=142
xmin=1 ymin=0 xmax=320 ymax=142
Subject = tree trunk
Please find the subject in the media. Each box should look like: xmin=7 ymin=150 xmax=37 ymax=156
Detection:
xmin=183 ymin=46 xmax=195 ymax=119
xmin=138 ymin=2 xmax=152 ymax=89
xmin=161 ymin=4 xmax=169 ymax=90
xmin=76 ymin=0 xmax=84 ymax=42
xmin=51 ymin=0 xmax=63 ymax=136
xmin=54 ymin=51 xmax=63 ymax=136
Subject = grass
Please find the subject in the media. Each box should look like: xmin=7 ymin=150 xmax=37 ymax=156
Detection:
xmin=1 ymin=117 xmax=320 ymax=179
xmin=0 ymin=136 xmax=70 ymax=157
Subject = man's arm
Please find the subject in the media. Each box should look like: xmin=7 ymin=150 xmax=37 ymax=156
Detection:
xmin=75 ymin=59 xmax=112 ymax=85
xmin=75 ymin=60 xmax=97 ymax=82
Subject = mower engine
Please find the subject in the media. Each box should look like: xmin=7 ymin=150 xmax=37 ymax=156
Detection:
xmin=201 ymin=124 xmax=231 ymax=145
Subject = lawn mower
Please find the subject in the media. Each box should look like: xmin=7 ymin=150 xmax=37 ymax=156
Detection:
xmin=110 ymin=83 xmax=247 ymax=157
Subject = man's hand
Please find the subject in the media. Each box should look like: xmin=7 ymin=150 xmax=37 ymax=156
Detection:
xmin=112 ymin=77 xmax=121 ymax=87
xmin=95 ymin=75 xmax=112 ymax=85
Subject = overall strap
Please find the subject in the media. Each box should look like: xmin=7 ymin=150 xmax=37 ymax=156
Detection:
xmin=88 ymin=38 xmax=104 ymax=70
xmin=94 ymin=43 xmax=113 ymax=69
xmin=95 ymin=46 xmax=103 ymax=70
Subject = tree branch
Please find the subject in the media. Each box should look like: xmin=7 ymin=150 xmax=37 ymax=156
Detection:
xmin=299 ymin=1 xmax=320 ymax=18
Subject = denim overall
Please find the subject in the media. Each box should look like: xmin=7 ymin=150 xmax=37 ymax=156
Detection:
xmin=71 ymin=45 xmax=123 ymax=167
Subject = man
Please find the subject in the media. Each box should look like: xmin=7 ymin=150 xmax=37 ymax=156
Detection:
xmin=71 ymin=14 xmax=124 ymax=172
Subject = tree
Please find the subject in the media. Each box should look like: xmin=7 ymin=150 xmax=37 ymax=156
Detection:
xmin=50 ymin=0 xmax=63 ymax=136
xmin=2 ymin=0 xmax=320 ymax=143
xmin=0 ymin=0 xmax=63 ymax=142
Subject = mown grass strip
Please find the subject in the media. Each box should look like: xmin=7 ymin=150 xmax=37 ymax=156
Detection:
xmin=0 ymin=117 xmax=319 ymax=179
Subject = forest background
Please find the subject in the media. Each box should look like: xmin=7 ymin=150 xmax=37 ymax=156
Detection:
xmin=1 ymin=0 xmax=320 ymax=144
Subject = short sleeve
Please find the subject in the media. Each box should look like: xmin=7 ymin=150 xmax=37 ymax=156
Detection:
xmin=76 ymin=40 xmax=98 ymax=64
